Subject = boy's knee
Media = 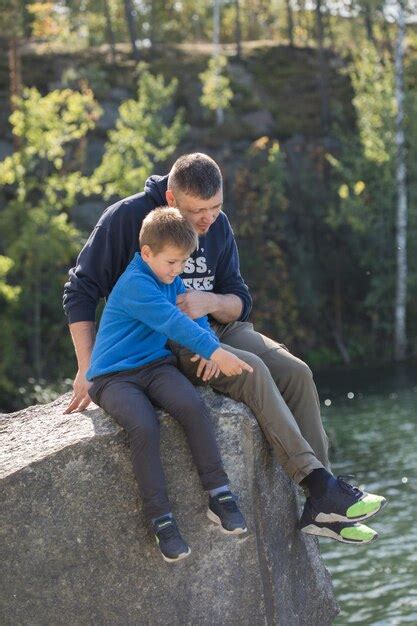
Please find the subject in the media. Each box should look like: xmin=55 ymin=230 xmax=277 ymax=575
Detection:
xmin=173 ymin=393 xmax=206 ymax=419
xmin=129 ymin=416 xmax=159 ymax=442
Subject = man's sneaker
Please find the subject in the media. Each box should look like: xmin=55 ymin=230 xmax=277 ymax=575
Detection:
xmin=310 ymin=475 xmax=386 ymax=524
xmin=152 ymin=517 xmax=191 ymax=563
xmin=299 ymin=500 xmax=378 ymax=545
xmin=207 ymin=491 xmax=247 ymax=535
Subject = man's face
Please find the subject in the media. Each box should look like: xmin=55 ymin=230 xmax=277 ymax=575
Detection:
xmin=166 ymin=189 xmax=223 ymax=235
xmin=141 ymin=244 xmax=192 ymax=284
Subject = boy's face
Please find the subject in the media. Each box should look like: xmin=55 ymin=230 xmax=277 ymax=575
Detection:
xmin=141 ymin=244 xmax=192 ymax=284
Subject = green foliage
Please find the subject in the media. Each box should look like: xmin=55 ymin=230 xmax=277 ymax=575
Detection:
xmin=233 ymin=137 xmax=301 ymax=346
xmin=61 ymin=64 xmax=110 ymax=99
xmin=17 ymin=377 xmax=73 ymax=407
xmin=0 ymin=86 xmax=102 ymax=409
xmin=349 ymin=47 xmax=396 ymax=164
xmin=93 ymin=63 xmax=187 ymax=199
xmin=199 ymin=54 xmax=233 ymax=116
xmin=324 ymin=44 xmax=417 ymax=359
xmin=0 ymin=256 xmax=20 ymax=302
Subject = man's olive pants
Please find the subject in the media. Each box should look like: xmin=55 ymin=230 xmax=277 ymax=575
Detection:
xmin=170 ymin=321 xmax=330 ymax=485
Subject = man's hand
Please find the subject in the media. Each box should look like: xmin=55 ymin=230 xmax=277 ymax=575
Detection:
xmin=176 ymin=291 xmax=218 ymax=319
xmin=64 ymin=369 xmax=93 ymax=413
xmin=190 ymin=354 xmax=221 ymax=381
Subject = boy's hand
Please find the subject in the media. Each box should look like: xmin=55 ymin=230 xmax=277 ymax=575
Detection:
xmin=210 ymin=348 xmax=253 ymax=377
xmin=177 ymin=291 xmax=217 ymax=319
xmin=190 ymin=354 xmax=221 ymax=381
xmin=64 ymin=370 xmax=93 ymax=413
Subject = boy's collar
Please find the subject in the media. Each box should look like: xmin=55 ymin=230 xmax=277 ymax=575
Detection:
xmin=134 ymin=251 xmax=167 ymax=286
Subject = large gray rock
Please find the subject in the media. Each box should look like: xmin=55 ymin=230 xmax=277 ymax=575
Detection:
xmin=1 ymin=389 xmax=339 ymax=625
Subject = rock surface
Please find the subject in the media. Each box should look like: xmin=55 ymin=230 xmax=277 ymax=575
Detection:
xmin=1 ymin=389 xmax=339 ymax=625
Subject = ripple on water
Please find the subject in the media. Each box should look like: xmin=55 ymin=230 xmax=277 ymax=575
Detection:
xmin=318 ymin=378 xmax=417 ymax=626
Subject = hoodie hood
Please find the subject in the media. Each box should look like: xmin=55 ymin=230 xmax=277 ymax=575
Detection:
xmin=144 ymin=175 xmax=168 ymax=206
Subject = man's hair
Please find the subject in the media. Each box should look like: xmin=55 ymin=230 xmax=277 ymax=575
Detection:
xmin=139 ymin=207 xmax=198 ymax=254
xmin=168 ymin=153 xmax=222 ymax=199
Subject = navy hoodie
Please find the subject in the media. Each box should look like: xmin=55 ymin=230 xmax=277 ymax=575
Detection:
xmin=63 ymin=175 xmax=252 ymax=324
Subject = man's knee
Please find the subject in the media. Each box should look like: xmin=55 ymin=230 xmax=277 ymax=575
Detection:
xmin=239 ymin=353 xmax=273 ymax=388
xmin=279 ymin=357 xmax=313 ymax=388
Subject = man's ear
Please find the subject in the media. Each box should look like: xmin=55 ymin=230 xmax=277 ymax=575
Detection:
xmin=165 ymin=189 xmax=175 ymax=207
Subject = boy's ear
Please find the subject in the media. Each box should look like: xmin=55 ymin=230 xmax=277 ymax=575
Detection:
xmin=141 ymin=244 xmax=152 ymax=261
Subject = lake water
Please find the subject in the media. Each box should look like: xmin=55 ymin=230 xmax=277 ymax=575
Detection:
xmin=315 ymin=363 xmax=417 ymax=625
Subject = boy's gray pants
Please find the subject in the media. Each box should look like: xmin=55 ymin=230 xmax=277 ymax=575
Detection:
xmin=88 ymin=356 xmax=229 ymax=522
xmin=169 ymin=321 xmax=330 ymax=485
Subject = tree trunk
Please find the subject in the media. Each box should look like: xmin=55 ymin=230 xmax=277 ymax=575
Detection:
xmin=381 ymin=14 xmax=394 ymax=59
xmin=235 ymin=0 xmax=242 ymax=59
xmin=332 ymin=273 xmax=350 ymax=364
xmin=123 ymin=0 xmax=140 ymax=60
xmin=315 ymin=0 xmax=331 ymax=133
xmin=286 ymin=0 xmax=294 ymax=46
xmin=213 ymin=0 xmax=223 ymax=126
xmin=8 ymin=32 xmax=22 ymax=150
xmin=363 ymin=2 xmax=377 ymax=47
xmin=103 ymin=0 xmax=117 ymax=63
xmin=33 ymin=279 xmax=42 ymax=380
xmin=394 ymin=0 xmax=408 ymax=361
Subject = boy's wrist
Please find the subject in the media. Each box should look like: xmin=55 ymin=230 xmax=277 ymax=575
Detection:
xmin=210 ymin=347 xmax=224 ymax=362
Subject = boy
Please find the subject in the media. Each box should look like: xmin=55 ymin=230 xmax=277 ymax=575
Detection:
xmin=87 ymin=207 xmax=253 ymax=563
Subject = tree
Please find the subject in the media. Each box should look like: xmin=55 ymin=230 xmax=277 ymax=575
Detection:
xmin=325 ymin=45 xmax=410 ymax=360
xmin=393 ymin=0 xmax=408 ymax=360
xmin=315 ymin=0 xmax=331 ymax=132
xmin=199 ymin=54 xmax=233 ymax=126
xmin=233 ymin=138 xmax=301 ymax=347
xmin=123 ymin=0 xmax=140 ymax=60
xmin=0 ymin=0 xmax=24 ymax=133
xmin=102 ymin=0 xmax=117 ymax=63
xmin=0 ymin=87 xmax=101 ymax=388
xmin=93 ymin=64 xmax=187 ymax=199
xmin=234 ymin=0 xmax=242 ymax=58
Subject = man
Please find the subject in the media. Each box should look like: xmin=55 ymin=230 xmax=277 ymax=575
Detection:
xmin=63 ymin=153 xmax=385 ymax=543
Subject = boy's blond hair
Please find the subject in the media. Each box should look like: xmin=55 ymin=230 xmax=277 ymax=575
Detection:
xmin=139 ymin=207 xmax=198 ymax=254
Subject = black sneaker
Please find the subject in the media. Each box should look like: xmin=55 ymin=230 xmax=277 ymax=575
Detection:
xmin=152 ymin=517 xmax=191 ymax=563
xmin=299 ymin=499 xmax=378 ymax=545
xmin=207 ymin=491 xmax=247 ymax=535
xmin=310 ymin=475 xmax=387 ymax=524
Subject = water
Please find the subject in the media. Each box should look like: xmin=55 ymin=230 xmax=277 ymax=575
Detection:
xmin=315 ymin=363 xmax=417 ymax=625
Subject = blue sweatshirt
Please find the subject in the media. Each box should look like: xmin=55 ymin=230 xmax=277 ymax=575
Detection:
xmin=63 ymin=175 xmax=252 ymax=324
xmin=86 ymin=253 xmax=220 ymax=380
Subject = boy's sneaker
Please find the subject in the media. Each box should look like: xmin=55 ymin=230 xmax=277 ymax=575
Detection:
xmin=310 ymin=475 xmax=386 ymax=524
xmin=152 ymin=517 xmax=191 ymax=563
xmin=207 ymin=491 xmax=247 ymax=535
xmin=299 ymin=500 xmax=378 ymax=545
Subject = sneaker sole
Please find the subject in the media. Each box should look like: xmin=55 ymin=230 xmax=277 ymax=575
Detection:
xmin=206 ymin=508 xmax=247 ymax=535
xmin=314 ymin=498 xmax=387 ymax=524
xmin=300 ymin=524 xmax=378 ymax=545
xmin=160 ymin=546 xmax=191 ymax=563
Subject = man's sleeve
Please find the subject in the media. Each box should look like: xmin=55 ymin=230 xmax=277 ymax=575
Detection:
xmin=121 ymin=276 xmax=220 ymax=359
xmin=214 ymin=215 xmax=252 ymax=321
xmin=63 ymin=224 xmax=127 ymax=324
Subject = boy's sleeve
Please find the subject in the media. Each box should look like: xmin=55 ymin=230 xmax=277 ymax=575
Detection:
xmin=214 ymin=215 xmax=252 ymax=321
xmin=120 ymin=275 xmax=220 ymax=359
xmin=176 ymin=279 xmax=215 ymax=336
